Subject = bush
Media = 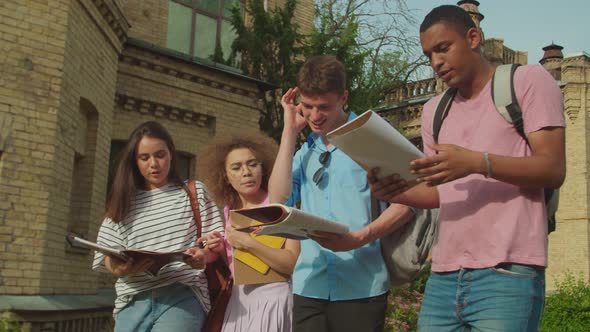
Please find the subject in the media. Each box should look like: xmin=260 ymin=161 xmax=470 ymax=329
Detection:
xmin=0 ymin=313 xmax=21 ymax=332
xmin=540 ymin=273 xmax=590 ymax=332
xmin=384 ymin=268 xmax=429 ymax=332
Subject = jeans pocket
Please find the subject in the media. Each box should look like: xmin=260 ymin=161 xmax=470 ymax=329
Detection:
xmin=491 ymin=263 xmax=538 ymax=279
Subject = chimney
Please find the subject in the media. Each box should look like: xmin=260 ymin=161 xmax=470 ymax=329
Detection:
xmin=540 ymin=43 xmax=564 ymax=81
xmin=457 ymin=0 xmax=485 ymax=41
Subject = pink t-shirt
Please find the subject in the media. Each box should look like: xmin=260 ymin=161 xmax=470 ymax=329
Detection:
xmin=223 ymin=196 xmax=271 ymax=276
xmin=421 ymin=65 xmax=565 ymax=272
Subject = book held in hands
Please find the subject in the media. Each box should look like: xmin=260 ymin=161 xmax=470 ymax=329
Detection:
xmin=326 ymin=110 xmax=424 ymax=181
xmin=230 ymin=204 xmax=349 ymax=240
xmin=228 ymin=204 xmax=348 ymax=285
xmin=66 ymin=233 xmax=191 ymax=275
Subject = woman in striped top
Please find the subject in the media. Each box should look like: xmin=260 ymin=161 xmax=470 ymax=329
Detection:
xmin=92 ymin=121 xmax=224 ymax=332
xmin=198 ymin=132 xmax=300 ymax=332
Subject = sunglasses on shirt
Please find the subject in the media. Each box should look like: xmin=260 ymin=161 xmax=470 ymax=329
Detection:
xmin=312 ymin=151 xmax=331 ymax=185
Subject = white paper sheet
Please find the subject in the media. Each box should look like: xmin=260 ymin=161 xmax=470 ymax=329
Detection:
xmin=327 ymin=110 xmax=424 ymax=180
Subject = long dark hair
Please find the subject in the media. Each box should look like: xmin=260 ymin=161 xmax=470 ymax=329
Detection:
xmin=105 ymin=121 xmax=183 ymax=223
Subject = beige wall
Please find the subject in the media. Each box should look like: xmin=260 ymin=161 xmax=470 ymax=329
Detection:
xmin=113 ymin=43 xmax=262 ymax=167
xmin=46 ymin=0 xmax=123 ymax=294
xmin=121 ymin=0 xmax=169 ymax=47
xmin=270 ymin=0 xmax=315 ymax=35
xmin=546 ymin=54 xmax=590 ymax=289
xmin=0 ymin=0 xmax=109 ymax=295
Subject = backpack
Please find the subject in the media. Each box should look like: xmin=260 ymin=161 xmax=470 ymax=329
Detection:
xmin=374 ymin=196 xmax=439 ymax=287
xmin=432 ymin=63 xmax=559 ymax=233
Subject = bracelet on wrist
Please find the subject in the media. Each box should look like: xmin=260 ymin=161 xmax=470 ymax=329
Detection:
xmin=484 ymin=152 xmax=492 ymax=178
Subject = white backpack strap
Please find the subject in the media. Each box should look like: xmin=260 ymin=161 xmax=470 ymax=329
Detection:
xmin=491 ymin=64 xmax=526 ymax=141
xmin=491 ymin=64 xmax=516 ymax=123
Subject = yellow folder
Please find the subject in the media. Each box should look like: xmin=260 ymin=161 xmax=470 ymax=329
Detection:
xmin=230 ymin=211 xmax=289 ymax=285
xmin=233 ymin=230 xmax=286 ymax=274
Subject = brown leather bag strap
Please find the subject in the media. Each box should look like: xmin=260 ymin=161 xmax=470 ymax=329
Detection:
xmin=186 ymin=179 xmax=202 ymax=239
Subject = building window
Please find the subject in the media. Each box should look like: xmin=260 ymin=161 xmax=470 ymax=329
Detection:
xmin=67 ymin=99 xmax=99 ymax=240
xmin=0 ymin=113 xmax=13 ymax=160
xmin=167 ymin=0 xmax=244 ymax=63
xmin=177 ymin=152 xmax=192 ymax=181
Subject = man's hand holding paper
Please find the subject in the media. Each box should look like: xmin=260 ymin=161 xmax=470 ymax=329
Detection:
xmin=411 ymin=143 xmax=488 ymax=186
xmin=368 ymin=162 xmax=441 ymax=209
xmin=367 ymin=168 xmax=411 ymax=203
xmin=310 ymin=229 xmax=367 ymax=252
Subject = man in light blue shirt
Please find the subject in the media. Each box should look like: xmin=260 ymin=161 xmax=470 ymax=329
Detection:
xmin=269 ymin=55 xmax=413 ymax=332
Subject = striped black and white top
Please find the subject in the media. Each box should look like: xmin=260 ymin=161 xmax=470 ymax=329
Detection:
xmin=92 ymin=180 xmax=224 ymax=316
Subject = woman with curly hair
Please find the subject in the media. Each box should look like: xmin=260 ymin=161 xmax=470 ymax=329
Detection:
xmin=198 ymin=132 xmax=299 ymax=332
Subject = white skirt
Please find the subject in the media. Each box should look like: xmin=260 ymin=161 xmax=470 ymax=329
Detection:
xmin=221 ymin=281 xmax=292 ymax=332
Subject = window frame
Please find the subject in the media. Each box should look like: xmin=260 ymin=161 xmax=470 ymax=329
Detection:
xmin=169 ymin=0 xmax=245 ymax=60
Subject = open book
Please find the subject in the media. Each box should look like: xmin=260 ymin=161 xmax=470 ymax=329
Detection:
xmin=326 ymin=110 xmax=424 ymax=181
xmin=67 ymin=233 xmax=191 ymax=275
xmin=230 ymin=204 xmax=349 ymax=240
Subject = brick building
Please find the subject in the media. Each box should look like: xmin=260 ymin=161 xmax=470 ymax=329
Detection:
xmin=0 ymin=0 xmax=313 ymax=330
xmin=378 ymin=0 xmax=590 ymax=290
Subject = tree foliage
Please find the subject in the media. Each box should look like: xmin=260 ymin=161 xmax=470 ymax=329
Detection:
xmin=229 ymin=0 xmax=427 ymax=139
xmin=307 ymin=0 xmax=428 ymax=114
xmin=229 ymin=0 xmax=303 ymax=141
xmin=540 ymin=273 xmax=590 ymax=332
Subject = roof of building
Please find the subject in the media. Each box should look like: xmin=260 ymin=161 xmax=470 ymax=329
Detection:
xmin=564 ymin=51 xmax=590 ymax=58
xmin=0 ymin=289 xmax=116 ymax=311
xmin=126 ymin=37 xmax=278 ymax=92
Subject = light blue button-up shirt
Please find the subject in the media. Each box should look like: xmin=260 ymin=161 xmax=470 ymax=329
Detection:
xmin=287 ymin=112 xmax=390 ymax=300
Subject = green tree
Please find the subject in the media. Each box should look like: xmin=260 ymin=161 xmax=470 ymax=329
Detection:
xmin=307 ymin=0 xmax=427 ymax=114
xmin=229 ymin=0 xmax=303 ymax=141
xmin=229 ymin=0 xmax=426 ymax=139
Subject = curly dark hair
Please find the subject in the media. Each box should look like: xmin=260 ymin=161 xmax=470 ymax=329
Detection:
xmin=197 ymin=132 xmax=278 ymax=209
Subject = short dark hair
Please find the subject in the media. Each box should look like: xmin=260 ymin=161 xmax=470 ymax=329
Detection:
xmin=297 ymin=55 xmax=346 ymax=96
xmin=420 ymin=5 xmax=475 ymax=35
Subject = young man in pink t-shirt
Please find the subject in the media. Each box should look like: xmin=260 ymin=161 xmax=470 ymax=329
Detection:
xmin=369 ymin=5 xmax=565 ymax=332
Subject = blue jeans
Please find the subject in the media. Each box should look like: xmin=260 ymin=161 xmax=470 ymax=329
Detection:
xmin=115 ymin=283 xmax=205 ymax=332
xmin=418 ymin=264 xmax=545 ymax=332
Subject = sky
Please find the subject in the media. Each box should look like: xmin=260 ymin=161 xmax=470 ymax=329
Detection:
xmin=406 ymin=0 xmax=590 ymax=64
